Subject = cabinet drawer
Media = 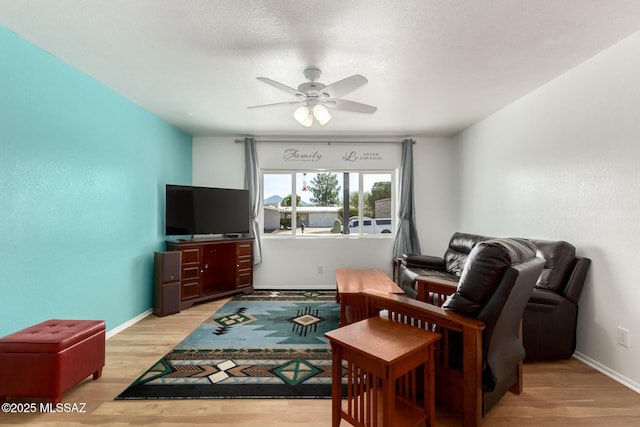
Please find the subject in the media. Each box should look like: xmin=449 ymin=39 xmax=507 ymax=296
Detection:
xmin=237 ymin=257 xmax=253 ymax=270
xmin=182 ymin=248 xmax=200 ymax=263
xmin=181 ymin=280 xmax=200 ymax=300
xmin=237 ymin=243 xmax=253 ymax=256
xmin=182 ymin=265 xmax=200 ymax=280
xmin=237 ymin=270 xmax=252 ymax=286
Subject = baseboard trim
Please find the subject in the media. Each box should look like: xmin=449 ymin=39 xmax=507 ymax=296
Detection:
xmin=573 ymin=351 xmax=640 ymax=393
xmin=106 ymin=309 xmax=152 ymax=340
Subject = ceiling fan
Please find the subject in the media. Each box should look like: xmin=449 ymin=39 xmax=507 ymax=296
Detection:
xmin=248 ymin=68 xmax=377 ymax=127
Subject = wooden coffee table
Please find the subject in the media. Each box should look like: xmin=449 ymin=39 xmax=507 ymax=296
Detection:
xmin=335 ymin=268 xmax=404 ymax=326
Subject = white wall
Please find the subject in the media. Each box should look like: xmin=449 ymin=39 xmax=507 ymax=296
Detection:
xmin=455 ymin=31 xmax=640 ymax=390
xmin=192 ymin=136 xmax=457 ymax=289
xmin=256 ymin=237 xmax=395 ymax=288
xmin=193 ymin=137 xmax=246 ymax=189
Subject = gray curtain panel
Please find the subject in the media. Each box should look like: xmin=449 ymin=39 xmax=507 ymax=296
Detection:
xmin=244 ymin=137 xmax=262 ymax=264
xmin=392 ymin=139 xmax=421 ymax=258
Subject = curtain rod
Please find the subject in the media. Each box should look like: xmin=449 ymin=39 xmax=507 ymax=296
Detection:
xmin=234 ymin=138 xmax=413 ymax=144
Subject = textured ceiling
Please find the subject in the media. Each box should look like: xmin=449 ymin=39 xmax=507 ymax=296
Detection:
xmin=2 ymin=0 xmax=640 ymax=137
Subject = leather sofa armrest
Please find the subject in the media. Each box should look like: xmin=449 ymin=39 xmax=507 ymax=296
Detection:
xmin=563 ymin=257 xmax=591 ymax=304
xmin=402 ymin=254 xmax=446 ymax=270
xmin=416 ymin=276 xmax=458 ymax=306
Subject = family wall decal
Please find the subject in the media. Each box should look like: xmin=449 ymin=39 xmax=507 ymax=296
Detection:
xmin=281 ymin=148 xmax=384 ymax=163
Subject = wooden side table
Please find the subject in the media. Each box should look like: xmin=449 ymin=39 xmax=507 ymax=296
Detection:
xmin=325 ymin=317 xmax=440 ymax=427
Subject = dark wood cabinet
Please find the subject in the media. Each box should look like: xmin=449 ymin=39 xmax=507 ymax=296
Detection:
xmin=165 ymin=238 xmax=254 ymax=309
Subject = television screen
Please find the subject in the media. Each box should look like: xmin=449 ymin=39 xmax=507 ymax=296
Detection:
xmin=165 ymin=185 xmax=250 ymax=236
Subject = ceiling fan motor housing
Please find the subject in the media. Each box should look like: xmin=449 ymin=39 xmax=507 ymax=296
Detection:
xmin=297 ymin=82 xmax=326 ymax=98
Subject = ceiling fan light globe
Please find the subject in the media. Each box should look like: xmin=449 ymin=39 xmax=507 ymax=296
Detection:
xmin=313 ymin=104 xmax=332 ymax=126
xmin=302 ymin=115 xmax=313 ymax=127
xmin=293 ymin=106 xmax=312 ymax=127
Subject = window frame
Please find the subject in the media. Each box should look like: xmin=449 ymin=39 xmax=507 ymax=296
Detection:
xmin=261 ymin=168 xmax=397 ymax=238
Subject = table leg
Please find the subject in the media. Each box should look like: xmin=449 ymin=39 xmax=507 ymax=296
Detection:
xmin=383 ymin=375 xmax=394 ymax=426
xmin=425 ymin=353 xmax=435 ymax=427
xmin=330 ymin=342 xmax=342 ymax=427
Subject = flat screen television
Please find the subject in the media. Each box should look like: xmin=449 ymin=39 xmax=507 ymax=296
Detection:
xmin=165 ymin=184 xmax=250 ymax=236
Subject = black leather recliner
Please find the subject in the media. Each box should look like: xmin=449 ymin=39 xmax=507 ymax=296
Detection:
xmin=442 ymin=238 xmax=545 ymax=415
xmin=398 ymin=232 xmax=591 ymax=360
xmin=365 ymin=238 xmax=545 ymax=425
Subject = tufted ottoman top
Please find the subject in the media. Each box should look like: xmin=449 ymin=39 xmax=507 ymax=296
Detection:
xmin=0 ymin=319 xmax=105 ymax=353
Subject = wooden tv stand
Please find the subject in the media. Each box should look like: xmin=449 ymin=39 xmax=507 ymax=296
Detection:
xmin=165 ymin=237 xmax=254 ymax=309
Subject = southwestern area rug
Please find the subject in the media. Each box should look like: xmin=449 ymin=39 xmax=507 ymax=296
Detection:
xmin=116 ymin=290 xmax=344 ymax=400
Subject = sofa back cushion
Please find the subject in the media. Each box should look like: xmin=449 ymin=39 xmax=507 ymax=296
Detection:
xmin=530 ymin=240 xmax=576 ymax=293
xmin=444 ymin=232 xmax=492 ymax=277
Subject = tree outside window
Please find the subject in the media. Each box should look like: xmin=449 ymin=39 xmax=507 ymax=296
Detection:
xmin=307 ymin=173 xmax=341 ymax=206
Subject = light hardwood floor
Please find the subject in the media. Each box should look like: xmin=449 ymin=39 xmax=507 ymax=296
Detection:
xmin=2 ymin=297 xmax=640 ymax=426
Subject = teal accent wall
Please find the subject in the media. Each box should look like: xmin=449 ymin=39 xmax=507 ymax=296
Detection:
xmin=0 ymin=27 xmax=192 ymax=337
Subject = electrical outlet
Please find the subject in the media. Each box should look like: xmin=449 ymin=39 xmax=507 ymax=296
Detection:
xmin=617 ymin=327 xmax=630 ymax=348
xmin=317 ymin=265 xmax=324 ymax=274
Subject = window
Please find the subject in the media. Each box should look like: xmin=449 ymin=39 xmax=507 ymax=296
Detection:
xmin=262 ymin=170 xmax=395 ymax=237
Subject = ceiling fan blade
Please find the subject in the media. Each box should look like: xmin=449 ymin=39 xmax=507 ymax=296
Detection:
xmin=321 ymin=74 xmax=368 ymax=98
xmin=325 ymin=99 xmax=377 ymax=114
xmin=247 ymin=101 xmax=303 ymax=109
xmin=256 ymin=77 xmax=303 ymax=97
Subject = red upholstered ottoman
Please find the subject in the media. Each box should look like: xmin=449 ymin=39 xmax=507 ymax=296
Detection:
xmin=0 ymin=319 xmax=105 ymax=403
